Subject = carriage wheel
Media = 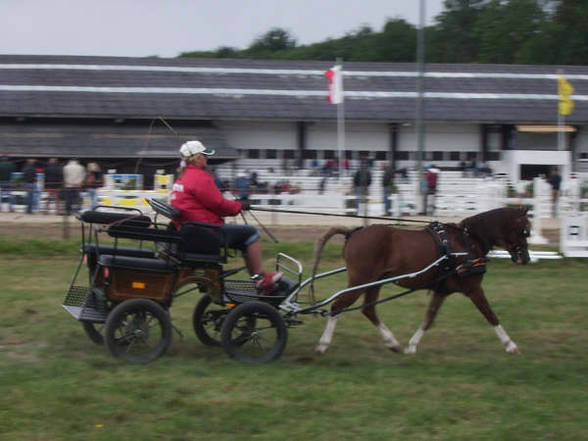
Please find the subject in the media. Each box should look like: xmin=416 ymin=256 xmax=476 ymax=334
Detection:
xmin=192 ymin=295 xmax=229 ymax=346
xmin=221 ymin=301 xmax=288 ymax=364
xmin=82 ymin=322 xmax=104 ymax=345
xmin=104 ymin=299 xmax=172 ymax=364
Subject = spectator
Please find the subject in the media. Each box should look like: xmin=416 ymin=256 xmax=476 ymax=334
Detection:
xmin=0 ymin=155 xmax=15 ymax=212
xmin=44 ymin=158 xmax=63 ymax=214
xmin=85 ymin=162 xmax=102 ymax=210
xmin=63 ymin=158 xmax=86 ymax=215
xmin=33 ymin=161 xmax=45 ymax=213
xmin=353 ymin=159 xmax=372 ymax=215
xmin=424 ymin=164 xmax=440 ymax=216
xmin=382 ymin=163 xmax=395 ymax=216
xmin=548 ymin=167 xmax=562 ymax=218
xmin=22 ymin=159 xmax=37 ymax=214
xmin=249 ymin=171 xmax=259 ymax=191
xmin=234 ymin=171 xmax=251 ymax=201
xmin=343 ymin=158 xmax=351 ymax=176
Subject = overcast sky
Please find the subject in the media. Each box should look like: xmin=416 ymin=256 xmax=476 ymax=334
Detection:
xmin=0 ymin=0 xmax=445 ymax=58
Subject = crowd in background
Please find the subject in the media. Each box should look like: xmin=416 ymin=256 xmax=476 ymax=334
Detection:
xmin=1 ymin=155 xmax=566 ymax=218
xmin=0 ymin=156 xmax=102 ymax=215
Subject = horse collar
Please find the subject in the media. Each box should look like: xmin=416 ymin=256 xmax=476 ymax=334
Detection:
xmin=427 ymin=221 xmax=451 ymax=256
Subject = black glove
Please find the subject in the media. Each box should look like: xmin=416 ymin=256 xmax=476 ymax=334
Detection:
xmin=240 ymin=200 xmax=251 ymax=211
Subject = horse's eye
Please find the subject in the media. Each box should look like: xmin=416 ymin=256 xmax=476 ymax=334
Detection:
xmin=522 ymin=228 xmax=530 ymax=238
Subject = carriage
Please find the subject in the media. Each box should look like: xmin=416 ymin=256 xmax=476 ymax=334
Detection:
xmin=62 ymin=199 xmax=531 ymax=363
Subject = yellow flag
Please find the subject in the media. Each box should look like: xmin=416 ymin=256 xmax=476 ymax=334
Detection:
xmin=558 ymin=76 xmax=574 ymax=115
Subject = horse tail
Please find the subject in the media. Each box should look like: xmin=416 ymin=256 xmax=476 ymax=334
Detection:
xmin=309 ymin=226 xmax=355 ymax=303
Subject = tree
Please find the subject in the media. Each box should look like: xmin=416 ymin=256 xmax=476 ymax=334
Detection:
xmin=247 ymin=28 xmax=297 ymax=54
xmin=476 ymin=0 xmax=547 ymax=64
xmin=429 ymin=0 xmax=489 ymax=62
xmin=542 ymin=0 xmax=588 ymax=64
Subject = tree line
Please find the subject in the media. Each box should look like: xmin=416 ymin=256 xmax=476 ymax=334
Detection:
xmin=180 ymin=0 xmax=588 ymax=65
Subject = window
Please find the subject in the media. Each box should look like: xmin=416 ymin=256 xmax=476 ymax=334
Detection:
xmin=247 ymin=149 xmax=260 ymax=159
xmin=265 ymin=149 xmax=277 ymax=159
xmin=487 ymin=151 xmax=500 ymax=161
xmin=433 ymin=151 xmax=444 ymax=161
xmin=395 ymin=151 xmax=409 ymax=160
xmin=466 ymin=151 xmax=478 ymax=160
xmin=323 ymin=150 xmax=335 ymax=159
xmin=284 ymin=150 xmax=295 ymax=159
xmin=375 ymin=151 xmax=387 ymax=160
xmin=302 ymin=150 xmax=317 ymax=159
xmin=450 ymin=151 xmax=461 ymax=161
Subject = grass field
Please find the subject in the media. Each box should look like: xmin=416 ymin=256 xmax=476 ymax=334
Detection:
xmin=1 ymin=236 xmax=587 ymax=441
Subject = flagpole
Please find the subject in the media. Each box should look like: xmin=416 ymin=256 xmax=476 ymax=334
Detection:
xmin=558 ymin=111 xmax=564 ymax=151
xmin=336 ymin=57 xmax=345 ymax=180
xmin=558 ymin=69 xmax=564 ymax=151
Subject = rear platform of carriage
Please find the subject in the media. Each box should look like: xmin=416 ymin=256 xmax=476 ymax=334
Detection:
xmin=62 ymin=199 xmax=470 ymax=363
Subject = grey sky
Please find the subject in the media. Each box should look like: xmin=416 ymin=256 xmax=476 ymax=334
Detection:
xmin=0 ymin=0 xmax=445 ymax=58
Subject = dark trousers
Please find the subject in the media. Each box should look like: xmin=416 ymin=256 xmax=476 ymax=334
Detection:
xmin=65 ymin=187 xmax=80 ymax=214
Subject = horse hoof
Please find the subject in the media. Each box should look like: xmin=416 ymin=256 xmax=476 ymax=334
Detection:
xmin=506 ymin=342 xmax=520 ymax=354
xmin=404 ymin=346 xmax=417 ymax=355
xmin=388 ymin=344 xmax=402 ymax=353
xmin=315 ymin=344 xmax=328 ymax=354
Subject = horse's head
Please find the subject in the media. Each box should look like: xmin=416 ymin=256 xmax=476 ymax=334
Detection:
xmin=500 ymin=207 xmax=531 ymax=265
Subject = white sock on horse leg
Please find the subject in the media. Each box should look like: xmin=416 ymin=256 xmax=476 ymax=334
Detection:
xmin=316 ymin=315 xmax=339 ymax=354
xmin=377 ymin=323 xmax=401 ymax=350
xmin=405 ymin=327 xmax=425 ymax=354
xmin=493 ymin=325 xmax=519 ymax=354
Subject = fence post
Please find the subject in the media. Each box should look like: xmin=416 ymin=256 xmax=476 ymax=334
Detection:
xmin=529 ymin=178 xmax=548 ymax=245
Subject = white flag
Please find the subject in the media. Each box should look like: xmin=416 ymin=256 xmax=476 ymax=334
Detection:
xmin=324 ymin=65 xmax=344 ymax=104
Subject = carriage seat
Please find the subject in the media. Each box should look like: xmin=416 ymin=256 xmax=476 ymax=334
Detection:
xmin=82 ymin=244 xmax=155 ymax=259
xmin=78 ymin=210 xmax=152 ymax=228
xmin=98 ymin=255 xmax=177 ymax=272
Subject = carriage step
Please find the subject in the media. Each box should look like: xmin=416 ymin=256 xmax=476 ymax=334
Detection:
xmin=62 ymin=285 xmax=108 ymax=322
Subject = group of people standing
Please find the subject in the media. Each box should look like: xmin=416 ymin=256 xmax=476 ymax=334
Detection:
xmin=357 ymin=161 xmax=439 ymax=216
xmin=0 ymin=156 xmax=102 ymax=214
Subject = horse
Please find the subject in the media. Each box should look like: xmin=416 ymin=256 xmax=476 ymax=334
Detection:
xmin=310 ymin=206 xmax=531 ymax=356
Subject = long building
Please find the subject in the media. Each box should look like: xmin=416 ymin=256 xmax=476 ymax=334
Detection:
xmin=1 ymin=54 xmax=587 ymax=182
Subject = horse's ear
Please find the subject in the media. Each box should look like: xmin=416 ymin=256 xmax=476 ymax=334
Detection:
xmin=521 ymin=206 xmax=529 ymax=216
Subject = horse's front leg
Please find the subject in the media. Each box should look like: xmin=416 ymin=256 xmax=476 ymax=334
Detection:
xmin=467 ymin=287 xmax=520 ymax=354
xmin=405 ymin=291 xmax=446 ymax=354
xmin=316 ymin=290 xmax=362 ymax=354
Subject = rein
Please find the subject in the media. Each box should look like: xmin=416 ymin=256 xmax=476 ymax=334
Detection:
xmin=250 ymin=206 xmax=431 ymax=224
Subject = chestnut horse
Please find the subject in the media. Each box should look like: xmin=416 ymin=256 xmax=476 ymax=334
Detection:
xmin=311 ymin=206 xmax=531 ymax=355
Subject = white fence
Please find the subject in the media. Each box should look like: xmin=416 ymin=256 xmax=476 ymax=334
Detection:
xmin=560 ymin=213 xmax=588 ymax=257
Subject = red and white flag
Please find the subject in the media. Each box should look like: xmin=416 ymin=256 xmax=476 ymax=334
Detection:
xmin=324 ymin=65 xmax=344 ymax=104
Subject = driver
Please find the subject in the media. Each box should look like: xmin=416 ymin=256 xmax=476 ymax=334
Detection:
xmin=170 ymin=140 xmax=282 ymax=295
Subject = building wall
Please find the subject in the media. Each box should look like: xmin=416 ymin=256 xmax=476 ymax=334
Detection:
xmin=307 ymin=121 xmax=388 ymax=151
xmin=218 ymin=118 xmax=585 ymax=174
xmin=217 ymin=120 xmax=298 ymax=150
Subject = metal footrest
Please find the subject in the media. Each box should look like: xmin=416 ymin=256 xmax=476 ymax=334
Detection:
xmin=224 ymin=278 xmax=293 ymax=306
xmin=62 ymin=285 xmax=108 ymax=322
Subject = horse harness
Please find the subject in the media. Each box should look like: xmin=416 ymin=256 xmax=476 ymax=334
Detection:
xmin=426 ymin=221 xmax=487 ymax=290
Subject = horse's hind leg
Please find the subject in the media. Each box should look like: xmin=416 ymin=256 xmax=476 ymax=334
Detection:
xmin=362 ymin=286 xmax=401 ymax=352
xmin=467 ymin=287 xmax=520 ymax=354
xmin=315 ymin=291 xmax=362 ymax=354
xmin=405 ymin=291 xmax=446 ymax=354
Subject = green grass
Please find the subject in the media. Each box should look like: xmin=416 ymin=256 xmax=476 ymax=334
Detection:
xmin=1 ymin=238 xmax=587 ymax=441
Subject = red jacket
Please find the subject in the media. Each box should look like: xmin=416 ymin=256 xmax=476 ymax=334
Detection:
xmin=170 ymin=165 xmax=242 ymax=225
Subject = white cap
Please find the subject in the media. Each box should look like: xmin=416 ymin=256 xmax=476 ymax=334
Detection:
xmin=179 ymin=140 xmax=215 ymax=158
